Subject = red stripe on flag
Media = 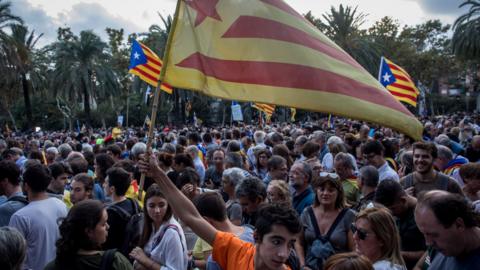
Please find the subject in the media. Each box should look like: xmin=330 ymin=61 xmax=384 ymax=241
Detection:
xmin=222 ymin=16 xmax=363 ymax=70
xmin=260 ymin=0 xmax=304 ymax=20
xmin=388 ymin=89 xmax=417 ymax=103
xmin=132 ymin=67 xmax=159 ymax=82
xmin=145 ymin=55 xmax=162 ymax=67
xmin=392 ymin=74 xmax=411 ymax=83
xmin=142 ymin=63 xmax=161 ymax=75
xmin=389 ymin=82 xmax=417 ymax=93
xmin=177 ymin=52 xmax=411 ymax=116
xmin=388 ymin=64 xmax=412 ymax=79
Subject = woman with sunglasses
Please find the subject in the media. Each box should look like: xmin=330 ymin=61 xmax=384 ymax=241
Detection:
xmin=352 ymin=206 xmax=406 ymax=270
xmin=297 ymin=173 xmax=356 ymax=270
xmin=252 ymin=148 xmax=271 ymax=179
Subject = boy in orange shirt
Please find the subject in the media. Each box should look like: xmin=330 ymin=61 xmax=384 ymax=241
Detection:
xmin=139 ymin=154 xmax=302 ymax=270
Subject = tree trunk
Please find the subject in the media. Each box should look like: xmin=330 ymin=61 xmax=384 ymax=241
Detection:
xmin=82 ymin=79 xmax=92 ymax=128
xmin=7 ymin=109 xmax=18 ymax=132
xmin=21 ymin=72 xmax=33 ymax=129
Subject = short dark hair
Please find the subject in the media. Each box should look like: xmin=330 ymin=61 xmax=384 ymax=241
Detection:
xmin=235 ymin=176 xmax=266 ymax=202
xmin=374 ymin=180 xmax=406 ymax=207
xmin=106 ymin=167 xmax=131 ymax=196
xmin=267 ymin=155 xmax=286 ymax=171
xmin=49 ymin=162 xmax=71 ymax=179
xmin=177 ymin=167 xmax=200 ymax=188
xmin=193 ymin=192 xmax=227 ymax=222
xmin=302 ymin=141 xmax=320 ymax=158
xmin=68 ymin=157 xmax=88 ymax=174
xmin=113 ymin=159 xmax=136 ymax=174
xmin=23 ymin=163 xmax=52 ymax=193
xmin=106 ymin=144 xmax=122 ymax=157
xmin=312 ymin=176 xmax=345 ymax=209
xmin=418 ymin=192 xmax=480 ymax=228
xmin=71 ymin=173 xmax=94 ymax=193
xmin=95 ymin=153 xmax=115 ymax=181
xmin=255 ymin=203 xmax=302 ymax=241
xmin=362 ymin=140 xmax=385 ymax=156
xmin=459 ymin=163 xmax=480 ymax=180
xmin=413 ymin=141 xmax=437 ymax=159
xmin=0 ymin=160 xmax=21 ymax=186
xmin=359 ymin=165 xmax=379 ymax=188
xmin=225 ymin=152 xmax=243 ymax=168
xmin=174 ymin=153 xmax=194 ymax=168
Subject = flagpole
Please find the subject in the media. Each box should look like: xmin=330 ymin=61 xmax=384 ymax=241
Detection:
xmin=378 ymin=56 xmax=384 ymax=81
xmin=138 ymin=83 xmax=161 ymax=201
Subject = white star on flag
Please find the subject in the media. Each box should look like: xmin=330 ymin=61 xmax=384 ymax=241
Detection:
xmin=382 ymin=72 xmax=391 ymax=83
xmin=134 ymin=52 xmax=140 ymax=60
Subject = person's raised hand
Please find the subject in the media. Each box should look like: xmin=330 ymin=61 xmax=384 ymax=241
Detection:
xmin=138 ymin=152 xmax=163 ymax=179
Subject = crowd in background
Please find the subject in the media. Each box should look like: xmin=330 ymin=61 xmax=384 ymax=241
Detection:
xmin=0 ymin=112 xmax=479 ymax=270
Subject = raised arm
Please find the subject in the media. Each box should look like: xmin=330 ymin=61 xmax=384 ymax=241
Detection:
xmin=138 ymin=154 xmax=218 ymax=245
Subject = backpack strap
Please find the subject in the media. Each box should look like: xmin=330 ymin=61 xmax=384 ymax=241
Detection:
xmin=404 ymin=173 xmax=415 ymax=189
xmin=100 ymin=249 xmax=117 ymax=270
xmin=436 ymin=173 xmax=450 ymax=191
xmin=324 ymin=208 xmax=349 ymax=241
xmin=151 ymin=224 xmax=184 ymax=252
xmin=7 ymin=195 xmax=28 ymax=205
xmin=307 ymin=206 xmax=321 ymax=239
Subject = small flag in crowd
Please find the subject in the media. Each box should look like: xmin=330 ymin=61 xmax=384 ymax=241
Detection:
xmin=290 ymin=108 xmax=296 ymax=122
xmin=144 ymin=86 xmax=153 ymax=104
xmin=128 ymin=39 xmax=173 ymax=94
xmin=253 ymin=103 xmax=275 ymax=116
xmin=379 ymin=57 xmax=420 ymax=107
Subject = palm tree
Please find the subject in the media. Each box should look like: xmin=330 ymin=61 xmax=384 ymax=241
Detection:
xmin=452 ymin=0 xmax=480 ymax=58
xmin=51 ymin=30 xmax=119 ymax=127
xmin=6 ymin=24 xmax=43 ymax=127
xmin=0 ymin=0 xmax=22 ymax=38
xmin=318 ymin=4 xmax=382 ymax=75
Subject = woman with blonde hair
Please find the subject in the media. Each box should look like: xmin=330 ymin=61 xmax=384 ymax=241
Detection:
xmin=266 ymin=180 xmax=291 ymax=206
xmin=352 ymin=207 xmax=406 ymax=270
xmin=324 ymin=252 xmax=373 ymax=270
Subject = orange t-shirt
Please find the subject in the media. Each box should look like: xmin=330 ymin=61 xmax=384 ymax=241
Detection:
xmin=212 ymin=231 xmax=291 ymax=270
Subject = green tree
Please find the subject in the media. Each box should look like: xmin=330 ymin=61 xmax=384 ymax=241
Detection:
xmin=452 ymin=0 xmax=480 ymax=58
xmin=0 ymin=0 xmax=21 ymax=39
xmin=308 ymin=5 xmax=382 ymax=75
xmin=6 ymin=24 xmax=43 ymax=127
xmin=51 ymin=29 xmax=120 ymax=127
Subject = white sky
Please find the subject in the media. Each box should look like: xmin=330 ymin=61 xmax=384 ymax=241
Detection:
xmin=10 ymin=0 xmax=467 ymax=46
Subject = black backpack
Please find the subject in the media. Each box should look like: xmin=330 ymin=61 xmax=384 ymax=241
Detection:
xmin=108 ymin=198 xmax=143 ymax=257
xmin=7 ymin=195 xmax=29 ymax=205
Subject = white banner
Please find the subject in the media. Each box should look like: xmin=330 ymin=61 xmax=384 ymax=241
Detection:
xmin=231 ymin=104 xmax=243 ymax=121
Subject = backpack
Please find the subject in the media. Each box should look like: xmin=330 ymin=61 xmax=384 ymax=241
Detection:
xmin=305 ymin=207 xmax=348 ymax=270
xmin=108 ymin=198 xmax=143 ymax=257
xmin=100 ymin=249 xmax=117 ymax=270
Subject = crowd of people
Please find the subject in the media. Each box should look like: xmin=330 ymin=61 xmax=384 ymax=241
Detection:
xmin=0 ymin=113 xmax=479 ymax=270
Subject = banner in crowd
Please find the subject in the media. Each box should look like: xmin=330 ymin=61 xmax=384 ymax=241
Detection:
xmin=160 ymin=0 xmax=423 ymax=139
xmin=231 ymin=101 xmax=244 ymax=121
xmin=378 ymin=57 xmax=420 ymax=107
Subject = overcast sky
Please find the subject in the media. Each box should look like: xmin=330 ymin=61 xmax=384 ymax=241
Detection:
xmin=10 ymin=0 xmax=467 ymax=47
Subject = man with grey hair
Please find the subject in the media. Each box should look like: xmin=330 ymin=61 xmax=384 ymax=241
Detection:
xmin=45 ymin=147 xmax=59 ymax=165
xmin=434 ymin=145 xmax=468 ymax=187
xmin=293 ymin=135 xmax=308 ymax=162
xmin=57 ymin=143 xmax=72 ymax=162
xmin=353 ymin=165 xmax=379 ymax=211
xmin=222 ymin=167 xmax=246 ymax=225
xmin=130 ymin=142 xmax=147 ymax=161
xmin=289 ymin=161 xmax=314 ymax=215
xmin=334 ymin=152 xmax=360 ymax=205
xmin=247 ymin=130 xmax=267 ymax=169
xmin=186 ymin=145 xmax=206 ymax=185
xmin=311 ymin=130 xmax=329 ymax=162
xmin=235 ymin=176 xmax=266 ymax=226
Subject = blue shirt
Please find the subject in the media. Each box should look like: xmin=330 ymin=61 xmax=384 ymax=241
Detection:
xmin=292 ymin=186 xmax=314 ymax=215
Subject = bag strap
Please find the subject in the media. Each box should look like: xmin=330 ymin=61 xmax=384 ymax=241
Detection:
xmin=7 ymin=195 xmax=28 ymax=205
xmin=436 ymin=173 xmax=450 ymax=191
xmin=307 ymin=207 xmax=321 ymax=239
xmin=152 ymin=224 xmax=183 ymax=251
xmin=405 ymin=173 xmax=414 ymax=189
xmin=100 ymin=249 xmax=117 ymax=270
xmin=324 ymin=208 xmax=348 ymax=240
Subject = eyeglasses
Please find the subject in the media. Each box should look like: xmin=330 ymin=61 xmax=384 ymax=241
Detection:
xmin=350 ymin=223 xmax=370 ymax=240
xmin=319 ymin=172 xmax=339 ymax=179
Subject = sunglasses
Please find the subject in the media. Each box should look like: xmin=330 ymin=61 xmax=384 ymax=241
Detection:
xmin=319 ymin=172 xmax=339 ymax=179
xmin=350 ymin=223 xmax=370 ymax=240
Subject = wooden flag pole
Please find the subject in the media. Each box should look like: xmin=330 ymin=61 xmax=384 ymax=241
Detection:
xmin=138 ymin=83 xmax=162 ymax=201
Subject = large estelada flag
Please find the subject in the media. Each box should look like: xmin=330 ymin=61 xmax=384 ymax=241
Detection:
xmin=161 ymin=0 xmax=422 ymax=139
xmin=253 ymin=102 xmax=275 ymax=116
xmin=129 ymin=40 xmax=173 ymax=94
xmin=379 ymin=57 xmax=420 ymax=107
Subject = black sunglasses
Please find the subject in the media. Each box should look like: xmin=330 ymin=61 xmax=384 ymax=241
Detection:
xmin=350 ymin=223 xmax=370 ymax=240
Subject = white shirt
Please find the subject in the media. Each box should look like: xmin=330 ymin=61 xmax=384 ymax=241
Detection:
xmin=378 ymin=161 xmax=399 ymax=182
xmin=373 ymin=260 xmax=406 ymax=270
xmin=144 ymin=217 xmax=188 ymax=270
